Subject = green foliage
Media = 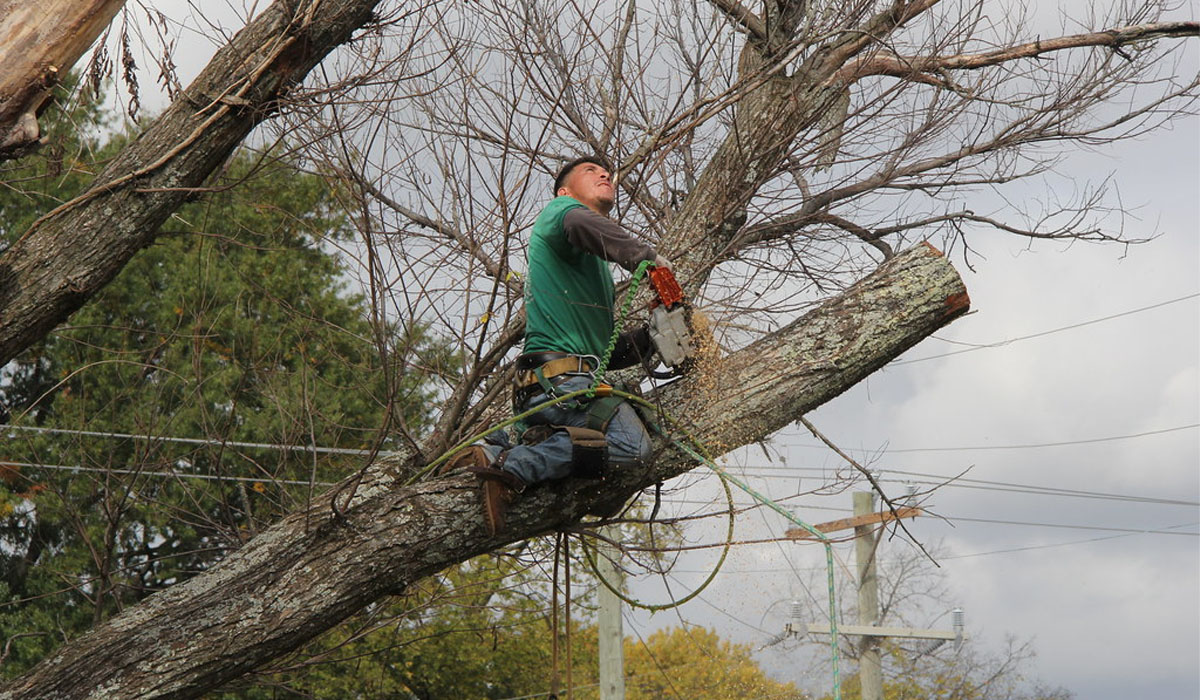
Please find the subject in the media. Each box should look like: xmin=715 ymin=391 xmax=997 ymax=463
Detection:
xmin=624 ymin=626 xmax=805 ymax=700
xmin=0 ymin=95 xmax=452 ymax=677
xmin=229 ymin=550 xmax=596 ymax=699
xmin=0 ymin=81 xmax=109 ymax=245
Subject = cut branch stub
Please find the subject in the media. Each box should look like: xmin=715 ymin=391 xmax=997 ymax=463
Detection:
xmin=0 ymin=0 xmax=127 ymax=159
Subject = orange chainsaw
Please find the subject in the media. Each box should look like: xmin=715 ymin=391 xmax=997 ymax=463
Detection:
xmin=645 ymin=265 xmax=698 ymax=378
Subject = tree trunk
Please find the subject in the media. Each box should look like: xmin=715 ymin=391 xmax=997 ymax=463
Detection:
xmin=0 ymin=242 xmax=969 ymax=700
xmin=0 ymin=0 xmax=126 ymax=159
xmin=0 ymin=0 xmax=383 ymax=367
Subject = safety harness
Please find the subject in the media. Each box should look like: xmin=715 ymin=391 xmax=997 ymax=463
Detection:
xmin=514 ymin=359 xmax=627 ymax=480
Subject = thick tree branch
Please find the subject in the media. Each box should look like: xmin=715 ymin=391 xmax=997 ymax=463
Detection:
xmin=0 ymin=0 xmax=387 ymax=367
xmin=664 ymin=0 xmax=943 ymax=287
xmin=0 ymin=243 xmax=969 ymax=699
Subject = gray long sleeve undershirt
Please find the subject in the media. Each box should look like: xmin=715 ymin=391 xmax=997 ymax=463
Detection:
xmin=562 ymin=207 xmax=656 ymax=272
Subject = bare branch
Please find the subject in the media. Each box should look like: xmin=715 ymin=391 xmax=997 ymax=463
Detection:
xmin=706 ymin=0 xmax=769 ymax=42
xmin=830 ymin=21 xmax=1200 ymax=85
xmin=345 ymin=168 xmax=523 ymax=297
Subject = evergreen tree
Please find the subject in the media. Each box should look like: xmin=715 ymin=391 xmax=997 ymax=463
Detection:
xmin=0 ymin=93 xmax=453 ymax=676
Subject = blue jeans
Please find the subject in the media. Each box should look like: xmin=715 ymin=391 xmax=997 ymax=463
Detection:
xmin=497 ymin=374 xmax=653 ymax=485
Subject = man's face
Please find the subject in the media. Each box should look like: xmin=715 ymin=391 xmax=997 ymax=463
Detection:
xmin=558 ymin=162 xmax=614 ymax=215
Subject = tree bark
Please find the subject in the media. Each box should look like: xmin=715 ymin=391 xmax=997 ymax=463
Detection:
xmin=0 ymin=0 xmax=383 ymax=367
xmin=0 ymin=0 xmax=126 ymax=159
xmin=0 ymin=242 xmax=969 ymax=699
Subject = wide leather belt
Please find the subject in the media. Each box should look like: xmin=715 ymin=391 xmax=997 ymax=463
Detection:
xmin=514 ymin=353 xmax=596 ymax=391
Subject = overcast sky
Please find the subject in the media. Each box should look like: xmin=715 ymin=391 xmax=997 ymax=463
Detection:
xmin=110 ymin=3 xmax=1198 ymax=698
xmin=623 ymin=85 xmax=1199 ymax=699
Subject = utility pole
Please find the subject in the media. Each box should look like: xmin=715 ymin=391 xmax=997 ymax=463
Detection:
xmin=785 ymin=493 xmax=962 ymax=699
xmin=854 ymin=491 xmax=884 ymax=700
xmin=597 ymin=525 xmax=625 ymax=700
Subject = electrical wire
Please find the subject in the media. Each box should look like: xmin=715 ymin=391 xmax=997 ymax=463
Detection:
xmin=937 ymin=524 xmax=1199 ymax=559
xmin=0 ymin=423 xmax=399 ymax=457
xmin=693 ymin=464 xmax=1199 ymax=507
xmin=7 ymin=415 xmax=1191 ymax=464
xmin=665 ymin=522 xmax=1199 ymax=571
xmin=945 ymin=515 xmax=1198 ymax=536
xmin=0 ymin=460 xmax=335 ymax=488
xmin=865 ymin=424 xmax=1198 ymax=453
xmin=891 ymin=292 xmax=1199 ymax=366
xmin=774 ymin=421 xmax=1198 ymax=454
xmin=20 ymin=458 xmax=1187 ymax=542
xmin=622 ymin=494 xmax=1199 ymax=538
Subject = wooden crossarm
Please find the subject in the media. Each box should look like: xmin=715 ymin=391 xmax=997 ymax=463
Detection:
xmin=786 ymin=506 xmax=922 ymax=539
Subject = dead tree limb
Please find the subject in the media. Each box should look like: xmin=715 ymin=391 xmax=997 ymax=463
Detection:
xmin=830 ymin=21 xmax=1200 ymax=85
xmin=0 ymin=0 xmax=126 ymax=159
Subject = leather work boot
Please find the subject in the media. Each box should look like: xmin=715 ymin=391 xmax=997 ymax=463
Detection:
xmin=437 ymin=444 xmax=491 ymax=477
xmin=466 ymin=462 xmax=526 ymax=536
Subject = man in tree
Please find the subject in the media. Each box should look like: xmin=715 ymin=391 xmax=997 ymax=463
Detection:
xmin=460 ymin=156 xmax=671 ymax=536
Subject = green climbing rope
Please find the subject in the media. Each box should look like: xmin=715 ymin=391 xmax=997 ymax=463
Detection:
xmin=588 ymin=258 xmax=655 ymax=396
xmin=580 ymin=468 xmax=736 ymax=613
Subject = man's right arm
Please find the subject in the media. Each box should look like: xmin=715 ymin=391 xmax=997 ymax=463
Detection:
xmin=562 ymin=207 xmax=657 ymax=272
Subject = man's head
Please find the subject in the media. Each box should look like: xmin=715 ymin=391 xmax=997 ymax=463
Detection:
xmin=554 ymin=156 xmax=614 ymax=215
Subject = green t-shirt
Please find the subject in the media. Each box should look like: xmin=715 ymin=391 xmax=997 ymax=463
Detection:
xmin=523 ymin=196 xmax=616 ymax=357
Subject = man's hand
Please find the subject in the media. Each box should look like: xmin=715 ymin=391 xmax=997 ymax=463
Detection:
xmin=653 ymin=254 xmax=672 ymax=270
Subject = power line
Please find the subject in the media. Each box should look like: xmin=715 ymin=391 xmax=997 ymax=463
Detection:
xmin=946 ymin=515 xmax=1198 ymax=536
xmin=869 ymin=424 xmax=1198 ymax=453
xmin=666 ymin=524 xmax=1200 ymax=572
xmin=0 ymin=461 xmax=335 ymax=488
xmin=870 ymin=475 xmax=1199 ymax=507
xmin=683 ymin=465 xmax=1200 ymax=507
xmin=22 ymin=455 xmax=1188 ymax=541
xmin=892 ymin=292 xmax=1199 ymax=366
xmin=6 ymin=423 xmax=1193 ymax=514
xmin=0 ymin=423 xmax=400 ymax=458
xmin=642 ymin=496 xmax=1199 ymax=538
xmin=935 ymin=530 xmax=1186 ymax=559
xmin=775 ymin=422 xmax=1199 ymax=454
xmin=753 ymin=474 xmax=1195 ymax=507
